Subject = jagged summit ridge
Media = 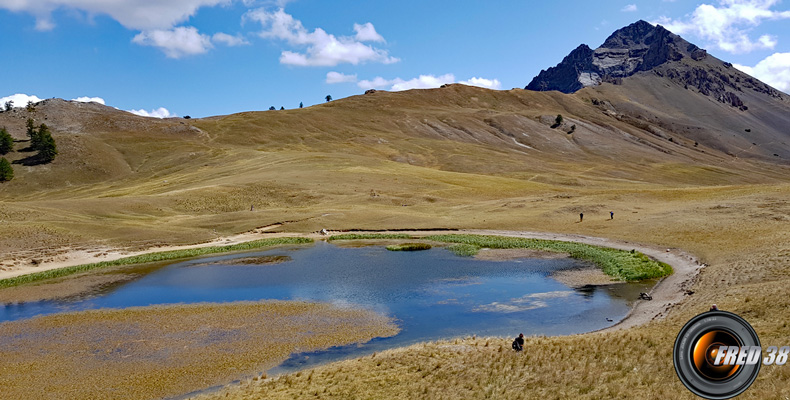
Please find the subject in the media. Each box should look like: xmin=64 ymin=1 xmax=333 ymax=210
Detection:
xmin=526 ymin=20 xmax=706 ymax=93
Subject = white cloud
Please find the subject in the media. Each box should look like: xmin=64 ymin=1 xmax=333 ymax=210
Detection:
xmin=357 ymin=76 xmax=399 ymax=90
xmin=358 ymin=74 xmax=503 ymax=91
xmin=128 ymin=107 xmax=177 ymax=118
xmin=353 ymin=22 xmax=384 ymax=42
xmin=658 ymin=0 xmax=790 ymax=53
xmin=326 ymin=71 xmax=358 ymax=84
xmin=734 ymin=52 xmax=790 ymax=93
xmin=0 ymin=0 xmax=229 ymax=31
xmin=391 ymin=74 xmax=456 ymax=91
xmin=212 ymin=32 xmax=249 ymax=46
xmin=132 ymin=26 xmax=213 ymax=58
xmin=245 ymin=8 xmax=398 ymax=66
xmin=621 ymin=4 xmax=638 ymax=12
xmin=459 ymin=77 xmax=502 ymax=90
xmin=71 ymin=96 xmax=105 ymax=105
xmin=358 ymin=74 xmax=455 ymax=91
xmin=0 ymin=93 xmax=43 ymax=107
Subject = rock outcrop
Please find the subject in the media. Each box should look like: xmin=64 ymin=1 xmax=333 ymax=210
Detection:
xmin=526 ymin=21 xmax=702 ymax=93
xmin=525 ymin=20 xmax=784 ymax=110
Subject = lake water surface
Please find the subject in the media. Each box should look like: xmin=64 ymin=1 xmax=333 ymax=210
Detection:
xmin=0 ymin=241 xmax=654 ymax=372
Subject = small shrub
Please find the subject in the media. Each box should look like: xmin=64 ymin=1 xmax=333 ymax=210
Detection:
xmin=551 ymin=114 xmax=564 ymax=129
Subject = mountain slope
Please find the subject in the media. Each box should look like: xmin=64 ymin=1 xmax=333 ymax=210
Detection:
xmin=526 ymin=20 xmax=790 ymax=162
xmin=0 ymin=21 xmax=789 ymax=258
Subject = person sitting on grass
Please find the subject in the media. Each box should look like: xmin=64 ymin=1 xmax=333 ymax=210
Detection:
xmin=512 ymin=333 xmax=524 ymax=352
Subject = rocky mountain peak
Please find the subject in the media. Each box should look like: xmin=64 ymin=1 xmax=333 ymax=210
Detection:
xmin=526 ymin=20 xmax=707 ymax=94
xmin=601 ymin=20 xmax=663 ymax=49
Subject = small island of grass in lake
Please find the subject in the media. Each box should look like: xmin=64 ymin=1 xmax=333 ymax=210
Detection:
xmin=386 ymin=243 xmax=432 ymax=251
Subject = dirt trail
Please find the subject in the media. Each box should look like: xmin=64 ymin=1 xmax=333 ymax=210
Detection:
xmin=0 ymin=228 xmax=703 ymax=331
xmin=0 ymin=226 xmax=296 ymax=281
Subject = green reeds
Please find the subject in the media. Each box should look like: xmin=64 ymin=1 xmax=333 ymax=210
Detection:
xmin=425 ymin=234 xmax=672 ymax=281
xmin=0 ymin=237 xmax=313 ymax=289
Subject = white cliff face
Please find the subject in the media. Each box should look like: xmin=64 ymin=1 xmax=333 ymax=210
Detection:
xmin=577 ymin=71 xmax=601 ymax=87
xmin=592 ymin=48 xmax=647 ymax=77
xmin=577 ymin=47 xmax=646 ymax=88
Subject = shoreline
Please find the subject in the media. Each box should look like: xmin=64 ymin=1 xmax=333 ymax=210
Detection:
xmin=0 ymin=228 xmax=703 ymax=331
xmin=464 ymin=229 xmax=703 ymax=332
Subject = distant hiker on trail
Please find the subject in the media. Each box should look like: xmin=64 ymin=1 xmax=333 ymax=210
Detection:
xmin=512 ymin=333 xmax=524 ymax=352
xmin=579 ymin=213 xmax=584 ymax=222
xmin=610 ymin=211 xmax=614 ymax=220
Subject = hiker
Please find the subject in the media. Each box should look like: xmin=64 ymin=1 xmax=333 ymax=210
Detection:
xmin=710 ymin=304 xmax=719 ymax=311
xmin=610 ymin=211 xmax=614 ymax=220
xmin=512 ymin=333 xmax=524 ymax=352
xmin=579 ymin=213 xmax=584 ymax=222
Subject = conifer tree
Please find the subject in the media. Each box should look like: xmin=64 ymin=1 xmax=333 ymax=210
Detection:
xmin=36 ymin=124 xmax=57 ymax=163
xmin=0 ymin=127 xmax=13 ymax=155
xmin=0 ymin=157 xmax=13 ymax=182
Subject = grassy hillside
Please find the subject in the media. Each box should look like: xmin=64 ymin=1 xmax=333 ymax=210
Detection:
xmin=0 ymin=85 xmax=788 ymax=265
xmin=0 ymin=83 xmax=788 ymax=399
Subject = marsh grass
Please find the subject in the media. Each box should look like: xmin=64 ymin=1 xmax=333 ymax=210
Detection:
xmin=385 ymin=243 xmax=432 ymax=251
xmin=446 ymin=243 xmax=480 ymax=257
xmin=425 ymin=234 xmax=672 ymax=281
xmin=0 ymin=237 xmax=312 ymax=289
xmin=0 ymin=301 xmax=398 ymax=400
xmin=327 ymin=233 xmax=414 ymax=241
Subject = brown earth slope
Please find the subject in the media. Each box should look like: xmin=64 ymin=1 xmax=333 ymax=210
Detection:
xmin=0 ymin=79 xmax=788 ymax=266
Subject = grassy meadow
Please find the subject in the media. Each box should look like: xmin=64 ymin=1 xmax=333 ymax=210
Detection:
xmin=0 ymin=301 xmax=398 ymax=400
xmin=0 ymin=86 xmax=789 ymax=399
xmin=191 ymin=188 xmax=790 ymax=399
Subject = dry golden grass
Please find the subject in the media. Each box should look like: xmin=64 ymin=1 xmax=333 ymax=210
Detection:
xmin=0 ymin=301 xmax=398 ymax=400
xmin=191 ymin=187 xmax=790 ymax=400
xmin=196 ymin=240 xmax=790 ymax=400
xmin=1 ymin=86 xmax=789 ymax=399
xmin=2 ymin=85 xmax=788 ymax=262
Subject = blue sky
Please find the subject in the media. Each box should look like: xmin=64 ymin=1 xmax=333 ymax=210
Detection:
xmin=0 ymin=0 xmax=788 ymax=118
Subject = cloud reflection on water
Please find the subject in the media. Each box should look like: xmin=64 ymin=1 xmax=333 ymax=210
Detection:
xmin=473 ymin=291 xmax=574 ymax=313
